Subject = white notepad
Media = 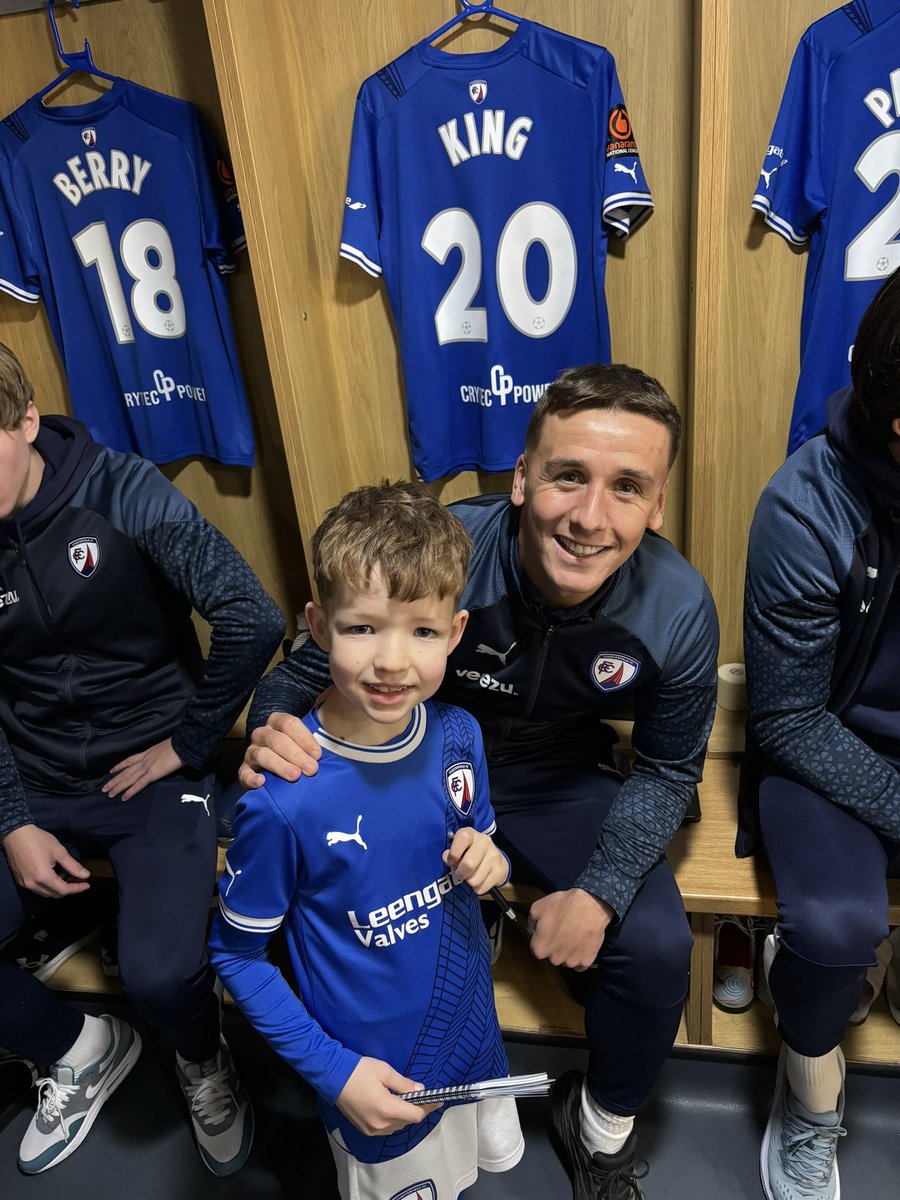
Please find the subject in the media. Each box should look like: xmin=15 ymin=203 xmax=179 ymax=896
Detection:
xmin=397 ymin=1072 xmax=553 ymax=1105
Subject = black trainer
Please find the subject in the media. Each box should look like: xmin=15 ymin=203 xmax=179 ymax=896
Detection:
xmin=550 ymin=1071 xmax=648 ymax=1200
xmin=0 ymin=891 xmax=105 ymax=982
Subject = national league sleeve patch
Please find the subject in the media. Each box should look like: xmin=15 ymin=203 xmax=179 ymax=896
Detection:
xmin=605 ymin=104 xmax=639 ymax=161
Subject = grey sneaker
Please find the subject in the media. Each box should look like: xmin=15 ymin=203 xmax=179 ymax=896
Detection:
xmin=761 ymin=1046 xmax=846 ymax=1200
xmin=176 ymin=1036 xmax=253 ymax=1176
xmin=17 ymin=1015 xmax=141 ymax=1175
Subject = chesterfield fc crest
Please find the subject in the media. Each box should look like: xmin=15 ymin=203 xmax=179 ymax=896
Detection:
xmin=389 ymin=1182 xmax=437 ymax=1200
xmin=445 ymin=761 xmax=475 ymax=816
xmin=468 ymin=79 xmax=487 ymax=104
xmin=68 ymin=536 xmax=100 ymax=577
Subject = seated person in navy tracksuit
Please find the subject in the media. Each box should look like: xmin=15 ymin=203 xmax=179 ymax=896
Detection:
xmin=0 ymin=341 xmax=284 ymax=1177
xmin=742 ymin=270 xmax=900 ymax=1200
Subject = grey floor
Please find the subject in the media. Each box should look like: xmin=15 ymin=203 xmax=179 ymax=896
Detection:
xmin=1 ymin=998 xmax=898 ymax=1199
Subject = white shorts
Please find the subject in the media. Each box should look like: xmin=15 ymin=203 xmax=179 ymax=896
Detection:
xmin=328 ymin=1097 xmax=524 ymax=1200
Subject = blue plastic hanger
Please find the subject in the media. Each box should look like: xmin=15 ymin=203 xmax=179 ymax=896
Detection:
xmin=427 ymin=0 xmax=521 ymax=45
xmin=38 ymin=0 xmax=117 ymax=103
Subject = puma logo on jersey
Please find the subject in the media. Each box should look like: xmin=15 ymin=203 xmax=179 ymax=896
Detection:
xmin=181 ymin=792 xmax=210 ymax=817
xmin=52 ymin=150 xmax=152 ymax=207
xmin=476 ymin=640 xmax=516 ymax=666
xmin=326 ymin=814 xmax=368 ymax=850
xmin=614 ymin=161 xmax=638 ymax=184
xmin=345 ymin=196 xmax=367 ymax=210
xmin=222 ymin=857 xmax=242 ymax=897
xmin=760 ymin=160 xmax=787 ymax=189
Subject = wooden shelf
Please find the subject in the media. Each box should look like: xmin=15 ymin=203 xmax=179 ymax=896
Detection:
xmin=490 ymin=920 xmax=583 ymax=1040
xmin=48 ymin=936 xmax=122 ymax=997
xmin=607 ymin=704 xmax=745 ymax=761
xmin=62 ymin=766 xmax=900 ymax=1070
xmin=710 ymin=994 xmax=900 ymax=1067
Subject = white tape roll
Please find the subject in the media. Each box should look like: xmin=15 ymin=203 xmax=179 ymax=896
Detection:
xmin=717 ymin=662 xmax=747 ymax=711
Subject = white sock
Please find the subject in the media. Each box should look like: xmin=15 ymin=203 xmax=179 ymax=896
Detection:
xmin=785 ymin=1046 xmax=844 ymax=1114
xmin=56 ymin=1014 xmax=109 ymax=1073
xmin=580 ymin=1079 xmax=634 ymax=1156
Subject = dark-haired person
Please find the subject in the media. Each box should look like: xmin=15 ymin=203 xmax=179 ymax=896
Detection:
xmin=0 ymin=342 xmax=285 ymax=1176
xmin=741 ymin=269 xmax=900 ymax=1200
xmin=238 ymin=363 xmax=720 ymax=1200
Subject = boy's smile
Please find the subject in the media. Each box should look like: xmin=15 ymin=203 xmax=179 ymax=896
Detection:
xmin=306 ymin=567 xmax=468 ymax=745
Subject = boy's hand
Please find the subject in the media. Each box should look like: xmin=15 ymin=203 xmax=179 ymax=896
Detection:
xmin=443 ymin=827 xmax=509 ymax=895
xmin=335 ymin=1057 xmax=441 ymax=1136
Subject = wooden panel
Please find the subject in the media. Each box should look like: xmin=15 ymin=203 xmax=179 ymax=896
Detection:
xmin=0 ymin=0 xmax=308 ymax=637
xmin=203 ymin=0 xmax=693 ymax=573
xmin=689 ymin=0 xmax=837 ymax=660
xmin=712 ymin=995 xmax=900 ymax=1066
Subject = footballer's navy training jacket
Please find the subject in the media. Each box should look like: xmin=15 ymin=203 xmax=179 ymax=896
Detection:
xmin=0 ymin=415 xmax=285 ymax=839
xmin=248 ymin=495 xmax=719 ymax=920
xmin=740 ymin=387 xmax=900 ymax=855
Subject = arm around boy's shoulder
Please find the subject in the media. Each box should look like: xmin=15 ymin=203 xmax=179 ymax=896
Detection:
xmin=247 ymin=635 xmax=333 ymax=733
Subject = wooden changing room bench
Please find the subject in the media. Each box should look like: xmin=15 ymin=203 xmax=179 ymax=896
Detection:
xmin=54 ymin=720 xmax=900 ymax=1068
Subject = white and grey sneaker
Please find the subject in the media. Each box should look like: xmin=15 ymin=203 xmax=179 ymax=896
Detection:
xmin=761 ymin=1046 xmax=846 ymax=1200
xmin=17 ymin=1015 xmax=141 ymax=1175
xmin=176 ymin=1037 xmax=253 ymax=1176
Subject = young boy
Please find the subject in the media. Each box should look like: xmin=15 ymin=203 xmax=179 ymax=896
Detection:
xmin=209 ymin=481 xmax=524 ymax=1199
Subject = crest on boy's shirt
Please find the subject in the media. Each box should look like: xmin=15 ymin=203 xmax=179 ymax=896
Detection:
xmin=67 ymin=536 xmax=100 ymax=577
xmin=591 ymin=652 xmax=640 ymax=692
xmin=469 ymin=79 xmax=487 ymax=104
xmin=388 ymin=1182 xmax=437 ymax=1200
xmin=81 ymin=127 xmax=97 ymax=147
xmin=445 ymin=761 xmax=475 ymax=816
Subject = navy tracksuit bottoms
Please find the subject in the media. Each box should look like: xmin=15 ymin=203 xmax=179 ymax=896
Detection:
xmin=0 ymin=771 xmax=220 ymax=1066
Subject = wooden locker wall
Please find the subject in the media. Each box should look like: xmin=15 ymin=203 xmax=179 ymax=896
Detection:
xmin=203 ymin=0 xmax=694 ymax=574
xmin=690 ymin=0 xmax=839 ymax=661
xmin=0 ymin=0 xmax=308 ymax=649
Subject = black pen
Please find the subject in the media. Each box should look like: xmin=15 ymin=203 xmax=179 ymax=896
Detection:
xmin=489 ymin=885 xmax=517 ymax=922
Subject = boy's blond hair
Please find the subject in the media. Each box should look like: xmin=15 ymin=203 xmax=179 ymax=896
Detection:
xmin=312 ymin=480 xmax=472 ymax=605
xmin=0 ymin=342 xmax=35 ymax=431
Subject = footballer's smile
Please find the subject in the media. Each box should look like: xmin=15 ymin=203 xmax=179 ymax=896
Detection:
xmin=512 ymin=409 xmax=671 ymax=608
